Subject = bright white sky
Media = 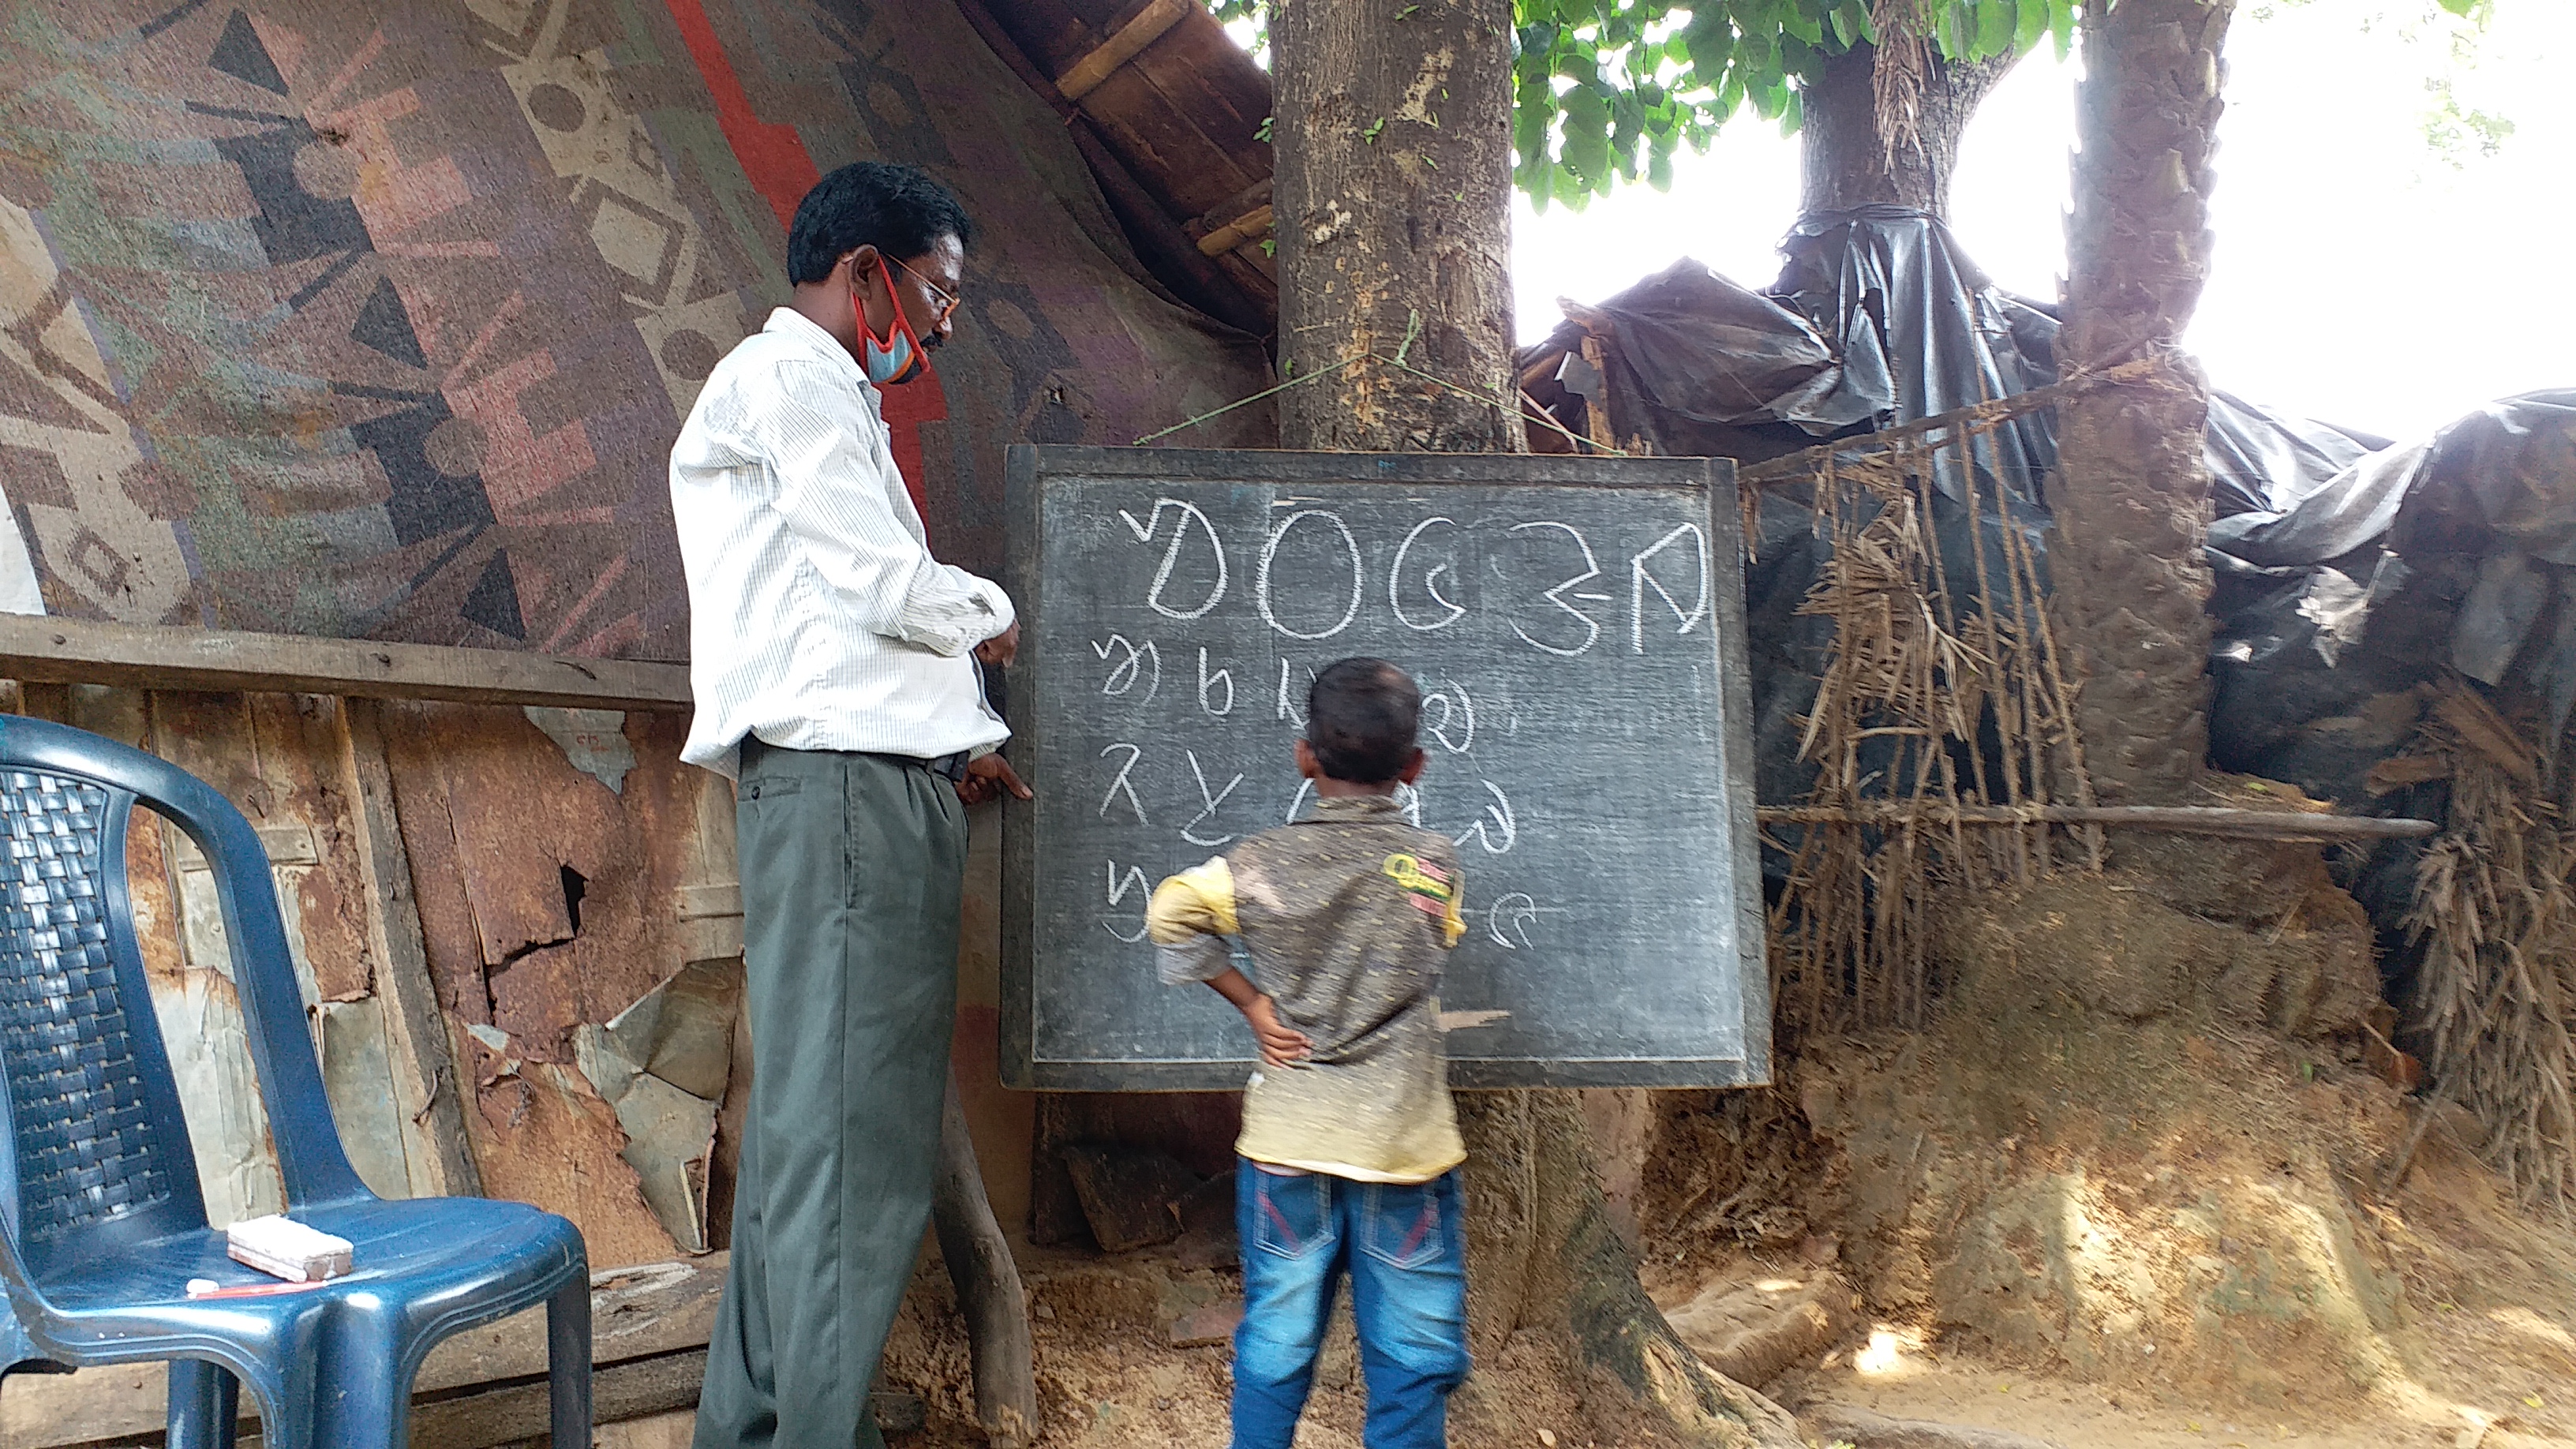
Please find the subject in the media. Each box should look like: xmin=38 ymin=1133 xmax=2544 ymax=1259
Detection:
xmin=1507 ymin=1 xmax=2576 ymax=443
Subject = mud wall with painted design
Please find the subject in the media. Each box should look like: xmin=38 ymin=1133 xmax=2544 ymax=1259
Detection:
xmin=0 ymin=0 xmax=1271 ymax=650
xmin=0 ymin=20 xmax=1262 ymax=1422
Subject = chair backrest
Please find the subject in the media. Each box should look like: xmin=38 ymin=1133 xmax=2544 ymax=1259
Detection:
xmin=0 ymin=716 xmax=366 ymax=1289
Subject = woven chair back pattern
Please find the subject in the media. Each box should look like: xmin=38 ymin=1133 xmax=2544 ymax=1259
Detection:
xmin=0 ymin=770 xmax=175 ymax=1242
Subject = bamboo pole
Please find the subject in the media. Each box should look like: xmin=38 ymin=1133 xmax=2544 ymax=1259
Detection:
xmin=1757 ymin=803 xmax=2438 ymax=841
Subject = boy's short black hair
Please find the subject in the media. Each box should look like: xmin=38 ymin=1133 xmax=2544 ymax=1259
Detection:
xmin=1306 ymin=657 xmax=1421 ymax=784
xmin=786 ymin=163 xmax=975 ymax=286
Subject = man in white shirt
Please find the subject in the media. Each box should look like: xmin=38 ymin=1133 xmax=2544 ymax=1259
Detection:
xmin=672 ymin=161 xmax=1026 ymax=1449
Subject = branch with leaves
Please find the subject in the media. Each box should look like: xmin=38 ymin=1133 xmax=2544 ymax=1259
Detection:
xmin=1219 ymin=0 xmax=2506 ymax=206
xmin=1218 ymin=0 xmax=2078 ymax=208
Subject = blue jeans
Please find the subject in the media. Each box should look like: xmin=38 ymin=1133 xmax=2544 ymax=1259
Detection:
xmin=1232 ymin=1159 xmax=1472 ymax=1449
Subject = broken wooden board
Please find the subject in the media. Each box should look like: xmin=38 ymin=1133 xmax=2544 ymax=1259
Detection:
xmin=1032 ymin=1092 xmax=1239 ymax=1247
xmin=465 ymin=1061 xmax=686 ymax=1272
xmin=380 ymin=700 xmax=733 ymax=1257
xmin=379 ymin=701 xmax=700 ymax=1061
xmin=1061 ymin=1144 xmax=1202 ymax=1253
xmin=336 ymin=698 xmax=484 ymax=1199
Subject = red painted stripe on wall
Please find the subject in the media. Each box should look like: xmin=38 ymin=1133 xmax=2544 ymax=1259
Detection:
xmin=661 ymin=0 xmax=949 ymax=524
xmin=661 ymin=0 xmax=816 ymax=228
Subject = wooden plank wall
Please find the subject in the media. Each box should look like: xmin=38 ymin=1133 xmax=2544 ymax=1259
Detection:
xmin=3 ymin=683 xmax=728 ymax=1264
xmin=0 ymin=623 xmax=1038 ymax=1447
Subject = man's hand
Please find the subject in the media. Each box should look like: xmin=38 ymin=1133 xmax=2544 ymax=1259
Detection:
xmin=954 ymin=751 xmax=1031 ymax=807
xmin=974 ymin=620 xmax=1020 ymax=668
xmin=1241 ymin=994 xmax=1312 ymax=1069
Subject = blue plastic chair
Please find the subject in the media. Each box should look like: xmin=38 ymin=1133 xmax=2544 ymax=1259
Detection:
xmin=0 ymin=713 xmax=591 ymax=1449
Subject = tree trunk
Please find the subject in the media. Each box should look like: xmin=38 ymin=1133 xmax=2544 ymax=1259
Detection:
xmin=1799 ymin=40 xmax=2013 ymax=217
xmin=2047 ymin=0 xmax=2233 ymax=804
xmin=1271 ymin=4 xmax=1795 ymax=1443
xmin=1272 ymin=0 xmax=1518 ymax=453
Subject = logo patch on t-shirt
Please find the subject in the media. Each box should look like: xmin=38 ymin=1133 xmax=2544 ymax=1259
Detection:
xmin=1382 ymin=853 xmax=1454 ymax=919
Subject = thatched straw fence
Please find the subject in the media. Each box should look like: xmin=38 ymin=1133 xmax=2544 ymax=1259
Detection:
xmin=1733 ymin=361 xmax=2574 ymax=1214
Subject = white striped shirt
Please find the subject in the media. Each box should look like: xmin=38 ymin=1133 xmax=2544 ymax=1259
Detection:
xmin=671 ymin=308 xmax=1013 ymax=778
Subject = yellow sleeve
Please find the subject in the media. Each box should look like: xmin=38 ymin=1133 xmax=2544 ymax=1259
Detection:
xmin=1442 ymin=865 xmax=1466 ymax=949
xmin=1146 ymin=857 xmax=1238 ymax=945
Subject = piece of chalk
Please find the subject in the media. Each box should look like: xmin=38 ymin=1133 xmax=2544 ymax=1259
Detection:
xmin=186 ymin=1277 xmax=335 ymax=1300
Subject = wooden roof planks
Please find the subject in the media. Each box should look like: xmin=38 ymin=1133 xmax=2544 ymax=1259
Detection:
xmin=964 ymin=0 xmax=1282 ymax=333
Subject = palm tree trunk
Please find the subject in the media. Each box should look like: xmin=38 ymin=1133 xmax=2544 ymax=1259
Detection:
xmin=2047 ymin=0 xmax=2235 ymax=804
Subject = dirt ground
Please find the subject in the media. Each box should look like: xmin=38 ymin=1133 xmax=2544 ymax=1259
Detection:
xmin=859 ymin=1121 xmax=2574 ymax=1449
xmin=857 ymin=863 xmax=2576 ymax=1449
xmin=1668 ymin=1123 xmax=2576 ymax=1447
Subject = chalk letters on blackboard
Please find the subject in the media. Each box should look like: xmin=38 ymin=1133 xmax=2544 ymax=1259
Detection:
xmin=1504 ymin=520 xmax=1607 ymax=657
xmin=1006 ymin=447 xmax=1766 ymax=1090
xmin=1631 ymin=522 xmax=1713 ymax=654
xmin=1123 ymin=498 xmax=1229 ymax=620
xmin=1256 ymin=508 xmax=1365 ymax=641
xmin=1391 ymin=515 xmax=1469 ymax=632
xmin=1197 ymin=647 xmax=1234 ymax=717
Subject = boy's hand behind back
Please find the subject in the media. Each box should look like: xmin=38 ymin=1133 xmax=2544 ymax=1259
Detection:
xmin=1242 ymin=994 xmax=1312 ymax=1069
xmin=1196 ymin=964 xmax=1310 ymax=1068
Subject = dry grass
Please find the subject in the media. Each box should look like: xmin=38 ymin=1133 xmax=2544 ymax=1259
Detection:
xmin=1766 ymin=415 xmax=2096 ymax=1037
xmin=2402 ymin=683 xmax=2576 ymax=1215
xmin=1758 ymin=372 xmax=2574 ymax=1219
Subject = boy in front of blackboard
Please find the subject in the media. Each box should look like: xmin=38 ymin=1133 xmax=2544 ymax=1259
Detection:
xmin=1146 ymin=656 xmax=1471 ymax=1449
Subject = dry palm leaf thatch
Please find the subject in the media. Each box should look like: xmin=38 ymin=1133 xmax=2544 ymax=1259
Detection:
xmin=2402 ymin=682 xmax=2576 ymax=1215
xmin=1870 ymin=0 xmax=1932 ymax=170
xmin=1769 ymin=419 xmax=2095 ymax=1038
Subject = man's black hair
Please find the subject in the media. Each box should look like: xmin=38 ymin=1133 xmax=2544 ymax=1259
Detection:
xmin=1306 ymin=657 xmax=1421 ymax=784
xmin=786 ymin=162 xmax=975 ymax=286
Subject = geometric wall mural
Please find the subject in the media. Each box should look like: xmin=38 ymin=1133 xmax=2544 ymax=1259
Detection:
xmin=0 ymin=0 xmax=1272 ymax=658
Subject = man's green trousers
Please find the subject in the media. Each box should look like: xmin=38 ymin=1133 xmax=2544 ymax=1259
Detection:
xmin=693 ymin=743 xmax=966 ymax=1449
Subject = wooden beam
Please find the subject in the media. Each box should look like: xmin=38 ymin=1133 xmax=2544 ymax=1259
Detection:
xmin=0 ymin=616 xmax=691 ymax=712
xmin=406 ymin=1356 xmax=919 ymax=1449
xmin=1054 ymin=0 xmax=1189 ymax=103
xmin=1196 ymin=204 xmax=1273 ymax=256
xmin=335 ymin=697 xmax=485 ymax=1200
xmin=1757 ymin=803 xmax=2439 ymax=841
xmin=409 ymin=1346 xmax=705 ymax=1449
xmin=0 ymin=1257 xmax=725 ymax=1448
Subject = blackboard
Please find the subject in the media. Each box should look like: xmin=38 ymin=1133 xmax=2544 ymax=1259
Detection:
xmin=999 ymin=446 xmax=1768 ymax=1090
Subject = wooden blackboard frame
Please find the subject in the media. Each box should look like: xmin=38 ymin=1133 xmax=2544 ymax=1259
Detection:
xmin=999 ymin=445 xmax=1769 ymax=1091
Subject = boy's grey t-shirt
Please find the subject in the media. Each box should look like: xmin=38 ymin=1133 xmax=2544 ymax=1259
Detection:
xmin=1151 ymin=794 xmax=1466 ymax=1182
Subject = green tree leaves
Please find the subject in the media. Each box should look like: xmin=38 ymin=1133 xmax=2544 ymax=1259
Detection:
xmin=1214 ymin=0 xmax=2080 ymax=208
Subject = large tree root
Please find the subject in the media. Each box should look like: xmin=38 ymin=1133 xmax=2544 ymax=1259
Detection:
xmin=931 ymin=1070 xmax=1038 ymax=1448
xmin=1462 ymin=1091 xmax=1803 ymax=1449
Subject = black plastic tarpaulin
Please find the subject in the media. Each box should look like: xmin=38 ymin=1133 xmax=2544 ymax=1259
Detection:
xmin=1519 ymin=206 xmax=2576 ymax=972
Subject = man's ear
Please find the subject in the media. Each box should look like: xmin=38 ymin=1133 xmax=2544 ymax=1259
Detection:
xmin=1294 ymin=738 xmax=1322 ymax=781
xmin=1396 ymin=748 xmax=1427 ymax=785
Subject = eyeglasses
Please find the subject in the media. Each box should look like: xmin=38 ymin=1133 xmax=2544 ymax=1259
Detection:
xmin=889 ymin=255 xmax=960 ymax=326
